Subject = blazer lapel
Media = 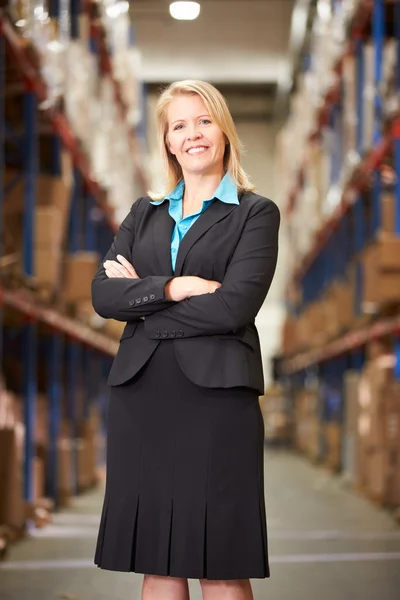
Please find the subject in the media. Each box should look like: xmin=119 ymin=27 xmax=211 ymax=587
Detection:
xmin=153 ymin=202 xmax=175 ymax=275
xmin=174 ymin=200 xmax=238 ymax=276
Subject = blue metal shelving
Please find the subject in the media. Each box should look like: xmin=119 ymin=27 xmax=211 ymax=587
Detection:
xmin=0 ymin=0 xmax=146 ymax=512
xmin=283 ymin=1 xmax=400 ymax=403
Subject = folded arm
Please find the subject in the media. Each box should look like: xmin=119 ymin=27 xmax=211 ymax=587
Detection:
xmin=91 ymin=198 xmax=176 ymax=321
xmin=144 ymin=198 xmax=280 ymax=338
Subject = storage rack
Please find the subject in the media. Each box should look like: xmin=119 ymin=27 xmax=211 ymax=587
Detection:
xmin=0 ymin=1 xmax=145 ymax=511
xmin=282 ymin=0 xmax=400 ymax=380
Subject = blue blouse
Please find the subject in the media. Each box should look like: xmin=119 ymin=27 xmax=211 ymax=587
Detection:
xmin=150 ymin=172 xmax=239 ymax=272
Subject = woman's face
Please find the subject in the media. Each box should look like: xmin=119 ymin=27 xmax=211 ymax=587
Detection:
xmin=166 ymin=94 xmax=227 ymax=179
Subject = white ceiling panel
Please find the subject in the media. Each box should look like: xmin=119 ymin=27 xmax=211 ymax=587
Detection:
xmin=130 ymin=0 xmax=295 ymax=84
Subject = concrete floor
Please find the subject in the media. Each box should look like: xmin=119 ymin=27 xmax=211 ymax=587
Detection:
xmin=1 ymin=449 xmax=400 ymax=600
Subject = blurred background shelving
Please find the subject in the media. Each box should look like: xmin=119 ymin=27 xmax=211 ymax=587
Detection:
xmin=266 ymin=0 xmax=400 ymax=510
xmin=1 ymin=0 xmax=400 ymax=584
xmin=0 ymin=0 xmax=147 ymax=539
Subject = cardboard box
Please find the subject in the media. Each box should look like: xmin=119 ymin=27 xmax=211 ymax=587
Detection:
xmin=357 ymin=357 xmax=394 ymax=448
xmin=5 ymin=163 xmax=72 ymax=231
xmin=33 ymin=456 xmax=45 ymax=503
xmin=367 ymin=447 xmax=387 ymax=500
xmin=35 ymin=206 xmax=62 ymax=249
xmin=81 ymin=421 xmax=98 ymax=487
xmin=35 ymin=395 xmax=49 ymax=449
xmin=324 ymin=422 xmax=342 ymax=471
xmin=104 ymin=319 xmax=125 ymax=340
xmin=344 ymin=371 xmax=361 ymax=434
xmin=387 ymin=451 xmax=400 ymax=506
xmin=34 ymin=247 xmax=62 ymax=287
xmin=362 ymin=42 xmax=375 ymax=152
xmin=57 ymin=438 xmax=74 ymax=506
xmin=342 ymin=433 xmax=358 ymax=485
xmin=383 ymin=382 xmax=400 ymax=450
xmin=0 ymin=425 xmax=25 ymax=529
xmin=361 ymin=238 xmax=400 ymax=308
xmin=334 ymin=276 xmax=355 ymax=331
xmin=307 ymin=417 xmax=321 ymax=462
xmin=380 ymin=192 xmax=396 ymax=235
xmin=64 ymin=251 xmax=100 ymax=303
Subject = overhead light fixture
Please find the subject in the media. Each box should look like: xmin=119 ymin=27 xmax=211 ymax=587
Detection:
xmin=169 ymin=2 xmax=201 ymax=21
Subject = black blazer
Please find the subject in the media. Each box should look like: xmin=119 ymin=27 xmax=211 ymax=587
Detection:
xmin=91 ymin=191 xmax=280 ymax=395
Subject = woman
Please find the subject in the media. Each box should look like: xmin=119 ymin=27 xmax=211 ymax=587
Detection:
xmin=92 ymin=80 xmax=280 ymax=600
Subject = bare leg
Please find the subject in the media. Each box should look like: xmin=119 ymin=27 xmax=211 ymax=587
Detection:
xmin=142 ymin=575 xmax=190 ymax=600
xmin=199 ymin=579 xmax=254 ymax=600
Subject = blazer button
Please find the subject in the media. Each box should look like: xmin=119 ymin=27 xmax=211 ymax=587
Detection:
xmin=177 ymin=330 xmax=184 ymax=337
xmin=150 ymin=294 xmax=156 ymax=300
xmin=129 ymin=300 xmax=135 ymax=306
xmin=162 ymin=331 xmax=168 ymax=338
xmin=135 ymin=298 xmax=142 ymax=304
xmin=170 ymin=330 xmax=176 ymax=337
xmin=143 ymin=296 xmax=149 ymax=302
xmin=155 ymin=331 xmax=161 ymax=338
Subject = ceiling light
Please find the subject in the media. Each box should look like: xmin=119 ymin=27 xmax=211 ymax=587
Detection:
xmin=169 ymin=2 xmax=201 ymax=21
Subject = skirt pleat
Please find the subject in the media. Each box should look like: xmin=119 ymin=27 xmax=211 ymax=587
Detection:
xmin=94 ymin=341 xmax=270 ymax=580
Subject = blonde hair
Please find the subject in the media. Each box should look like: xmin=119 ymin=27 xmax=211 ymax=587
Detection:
xmin=148 ymin=80 xmax=255 ymax=200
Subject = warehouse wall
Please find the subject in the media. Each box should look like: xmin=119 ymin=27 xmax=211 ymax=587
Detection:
xmin=236 ymin=119 xmax=287 ymax=384
xmin=146 ymin=94 xmax=286 ymax=385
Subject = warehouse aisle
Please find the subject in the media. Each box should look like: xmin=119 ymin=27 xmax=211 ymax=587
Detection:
xmin=1 ymin=449 xmax=399 ymax=600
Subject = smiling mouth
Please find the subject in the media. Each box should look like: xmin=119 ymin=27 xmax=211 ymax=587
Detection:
xmin=187 ymin=146 xmax=209 ymax=155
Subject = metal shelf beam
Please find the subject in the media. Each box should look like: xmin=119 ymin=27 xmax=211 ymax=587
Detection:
xmin=283 ymin=314 xmax=400 ymax=374
xmin=292 ymin=122 xmax=397 ymax=283
xmin=0 ymin=287 xmax=118 ymax=356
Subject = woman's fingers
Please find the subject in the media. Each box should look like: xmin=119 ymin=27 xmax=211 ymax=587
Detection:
xmin=117 ymin=255 xmax=139 ymax=278
xmin=104 ymin=259 xmax=137 ymax=278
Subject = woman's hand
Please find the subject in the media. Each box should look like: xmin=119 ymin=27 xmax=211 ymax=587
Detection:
xmin=165 ymin=277 xmax=221 ymax=302
xmin=104 ymin=255 xmax=139 ymax=279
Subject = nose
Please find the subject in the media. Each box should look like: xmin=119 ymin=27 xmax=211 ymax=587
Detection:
xmin=186 ymin=125 xmax=202 ymax=141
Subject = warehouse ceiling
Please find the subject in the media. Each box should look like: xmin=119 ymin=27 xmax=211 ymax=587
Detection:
xmin=130 ymin=0 xmax=296 ymax=92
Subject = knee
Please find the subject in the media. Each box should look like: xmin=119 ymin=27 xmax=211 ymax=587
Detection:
xmin=144 ymin=574 xmax=187 ymax=588
xmin=199 ymin=578 xmax=250 ymax=590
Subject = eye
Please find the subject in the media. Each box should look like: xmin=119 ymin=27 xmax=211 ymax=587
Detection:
xmin=173 ymin=124 xmax=184 ymax=130
xmin=200 ymin=119 xmax=211 ymax=125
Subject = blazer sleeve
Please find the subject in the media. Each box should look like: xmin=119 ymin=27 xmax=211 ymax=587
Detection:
xmin=144 ymin=198 xmax=280 ymax=338
xmin=91 ymin=198 xmax=176 ymax=321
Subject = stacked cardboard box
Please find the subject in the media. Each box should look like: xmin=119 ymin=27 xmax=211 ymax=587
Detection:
xmin=259 ymin=385 xmax=290 ymax=443
xmin=360 ymin=236 xmax=400 ymax=311
xmin=64 ymin=251 xmax=101 ymax=304
xmin=356 ymin=348 xmax=400 ymax=506
xmin=293 ymin=390 xmax=321 ymax=461
xmin=342 ymin=371 xmax=361 ymax=485
xmin=104 ymin=319 xmax=126 ymax=341
xmin=324 ymin=422 xmax=342 ymax=472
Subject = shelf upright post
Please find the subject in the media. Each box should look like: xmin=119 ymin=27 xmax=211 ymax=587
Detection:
xmin=47 ymin=330 xmax=64 ymax=504
xmin=396 ymin=0 xmax=400 ymax=97
xmin=355 ymin=38 xmax=365 ymax=154
xmin=85 ymin=193 xmax=96 ymax=251
xmin=372 ymin=0 xmax=384 ymax=146
xmin=22 ymin=87 xmax=38 ymax=505
xmin=395 ymin=0 xmax=400 ymax=238
xmin=69 ymin=167 xmax=82 ymax=252
xmin=353 ymin=195 xmax=366 ymax=317
xmin=371 ymin=170 xmax=382 ymax=240
xmin=70 ymin=0 xmax=80 ymax=40
xmin=0 ymin=24 xmax=4 ymax=375
xmin=67 ymin=338 xmax=79 ymax=495
xmin=82 ymin=345 xmax=91 ymax=420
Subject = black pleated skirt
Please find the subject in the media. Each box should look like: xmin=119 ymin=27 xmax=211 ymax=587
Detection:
xmin=94 ymin=340 xmax=270 ymax=580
